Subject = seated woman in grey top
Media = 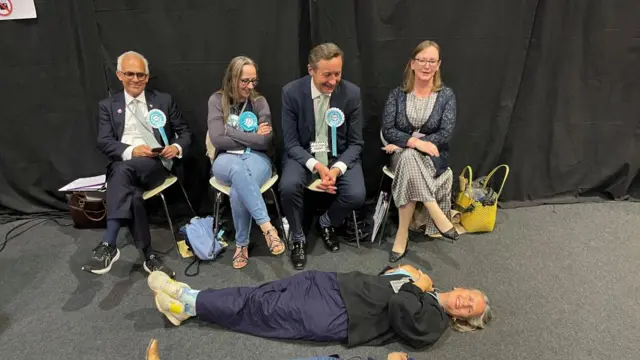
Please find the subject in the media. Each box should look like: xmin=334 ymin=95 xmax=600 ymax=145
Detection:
xmin=207 ymin=56 xmax=285 ymax=269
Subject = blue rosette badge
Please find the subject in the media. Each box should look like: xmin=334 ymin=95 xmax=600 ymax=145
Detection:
xmin=148 ymin=109 xmax=169 ymax=145
xmin=238 ymin=111 xmax=259 ymax=154
xmin=325 ymin=107 xmax=345 ymax=157
xmin=238 ymin=111 xmax=259 ymax=133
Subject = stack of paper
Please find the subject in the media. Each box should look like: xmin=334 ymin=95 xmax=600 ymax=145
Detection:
xmin=371 ymin=191 xmax=390 ymax=242
xmin=58 ymin=175 xmax=107 ymax=192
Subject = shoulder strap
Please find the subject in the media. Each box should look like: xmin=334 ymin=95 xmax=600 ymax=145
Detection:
xmin=184 ymin=258 xmax=201 ymax=277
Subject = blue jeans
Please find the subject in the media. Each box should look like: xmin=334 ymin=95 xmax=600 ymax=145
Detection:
xmin=212 ymin=151 xmax=272 ymax=246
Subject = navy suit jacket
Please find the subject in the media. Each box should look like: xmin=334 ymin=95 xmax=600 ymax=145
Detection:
xmin=280 ymin=76 xmax=364 ymax=170
xmin=97 ymin=89 xmax=192 ymax=167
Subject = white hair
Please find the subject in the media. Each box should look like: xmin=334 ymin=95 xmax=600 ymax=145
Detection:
xmin=451 ymin=290 xmax=493 ymax=333
xmin=117 ymin=51 xmax=150 ymax=74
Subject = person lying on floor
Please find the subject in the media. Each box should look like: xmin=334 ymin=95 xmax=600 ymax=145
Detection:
xmin=147 ymin=264 xmax=493 ymax=350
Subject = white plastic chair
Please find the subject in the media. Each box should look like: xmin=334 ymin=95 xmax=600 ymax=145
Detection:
xmin=209 ymin=174 xmax=288 ymax=250
xmin=142 ymin=175 xmax=196 ymax=249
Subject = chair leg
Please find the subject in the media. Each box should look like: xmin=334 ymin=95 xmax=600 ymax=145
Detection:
xmin=159 ymin=193 xmax=178 ymax=251
xmin=352 ymin=211 xmax=360 ymax=248
xmin=213 ymin=191 xmax=222 ymax=239
xmin=177 ymin=179 xmax=196 ymax=217
xmin=377 ymin=170 xmax=386 ymax=196
xmin=270 ymin=188 xmax=289 ymax=251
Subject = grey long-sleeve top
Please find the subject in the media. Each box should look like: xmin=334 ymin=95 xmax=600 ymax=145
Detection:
xmin=207 ymin=93 xmax=273 ymax=152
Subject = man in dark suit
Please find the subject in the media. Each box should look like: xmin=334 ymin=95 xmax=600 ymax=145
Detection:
xmin=279 ymin=43 xmax=366 ymax=270
xmin=82 ymin=51 xmax=191 ymax=278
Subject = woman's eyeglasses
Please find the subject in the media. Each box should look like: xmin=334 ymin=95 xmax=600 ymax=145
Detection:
xmin=240 ymin=78 xmax=259 ymax=86
xmin=413 ymin=58 xmax=440 ymax=67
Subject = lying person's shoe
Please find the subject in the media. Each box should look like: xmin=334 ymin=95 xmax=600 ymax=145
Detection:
xmin=148 ymin=271 xmax=191 ymax=299
xmin=154 ymin=292 xmax=191 ymax=326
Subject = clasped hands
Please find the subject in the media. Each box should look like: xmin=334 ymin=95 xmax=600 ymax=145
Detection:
xmin=385 ymin=264 xmax=434 ymax=292
xmin=132 ymin=144 xmax=179 ymax=159
xmin=381 ymin=138 xmax=439 ymax=156
xmin=313 ymin=163 xmax=341 ymax=194
xmin=407 ymin=137 xmax=439 ymax=157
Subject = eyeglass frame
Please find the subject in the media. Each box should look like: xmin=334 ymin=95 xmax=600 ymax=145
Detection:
xmin=412 ymin=58 xmax=440 ymax=67
xmin=118 ymin=71 xmax=149 ymax=80
xmin=239 ymin=78 xmax=259 ymax=87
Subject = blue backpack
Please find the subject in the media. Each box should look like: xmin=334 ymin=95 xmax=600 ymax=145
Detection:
xmin=179 ymin=216 xmax=226 ymax=276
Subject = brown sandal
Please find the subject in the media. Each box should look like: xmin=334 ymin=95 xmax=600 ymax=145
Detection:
xmin=232 ymin=246 xmax=249 ymax=269
xmin=264 ymin=228 xmax=285 ymax=256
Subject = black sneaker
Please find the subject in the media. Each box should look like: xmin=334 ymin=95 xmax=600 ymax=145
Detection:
xmin=82 ymin=242 xmax=120 ymax=275
xmin=143 ymin=254 xmax=176 ymax=279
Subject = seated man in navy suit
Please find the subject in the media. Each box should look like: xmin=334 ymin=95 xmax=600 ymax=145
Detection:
xmin=82 ymin=51 xmax=192 ymax=278
xmin=279 ymin=43 xmax=366 ymax=270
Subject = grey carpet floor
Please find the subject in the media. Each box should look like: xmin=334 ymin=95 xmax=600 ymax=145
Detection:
xmin=1 ymin=202 xmax=639 ymax=360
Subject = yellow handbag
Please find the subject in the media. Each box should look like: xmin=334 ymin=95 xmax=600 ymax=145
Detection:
xmin=455 ymin=164 xmax=510 ymax=233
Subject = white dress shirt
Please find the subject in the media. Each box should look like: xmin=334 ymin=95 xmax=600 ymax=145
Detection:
xmin=120 ymin=91 xmax=182 ymax=160
xmin=305 ymin=79 xmax=348 ymax=175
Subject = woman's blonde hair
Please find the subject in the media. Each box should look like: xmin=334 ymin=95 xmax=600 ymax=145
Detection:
xmin=450 ymin=290 xmax=493 ymax=333
xmin=217 ymin=56 xmax=262 ymax=123
xmin=401 ymin=40 xmax=443 ymax=93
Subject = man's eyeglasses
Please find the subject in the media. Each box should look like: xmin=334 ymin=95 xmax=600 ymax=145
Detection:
xmin=120 ymin=71 xmax=149 ymax=80
xmin=240 ymin=78 xmax=259 ymax=86
xmin=413 ymin=58 xmax=440 ymax=67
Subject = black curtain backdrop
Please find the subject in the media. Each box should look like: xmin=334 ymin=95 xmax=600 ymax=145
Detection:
xmin=0 ymin=0 xmax=638 ymax=215
xmin=0 ymin=0 xmax=107 ymax=213
xmin=500 ymin=0 xmax=640 ymax=204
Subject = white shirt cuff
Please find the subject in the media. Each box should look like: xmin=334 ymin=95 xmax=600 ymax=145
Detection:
xmin=173 ymin=143 xmax=183 ymax=159
xmin=122 ymin=145 xmax=134 ymax=160
xmin=306 ymin=158 xmax=319 ymax=173
xmin=331 ymin=161 xmax=348 ymax=175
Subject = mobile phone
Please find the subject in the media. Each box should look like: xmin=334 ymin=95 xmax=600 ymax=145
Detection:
xmin=151 ymin=147 xmax=164 ymax=153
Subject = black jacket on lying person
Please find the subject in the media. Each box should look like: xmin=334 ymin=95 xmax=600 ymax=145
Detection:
xmin=188 ymin=269 xmax=450 ymax=351
xmin=338 ymin=271 xmax=450 ymax=349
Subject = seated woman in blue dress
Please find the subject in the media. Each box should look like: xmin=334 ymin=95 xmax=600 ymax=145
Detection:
xmin=146 ymin=265 xmax=492 ymax=350
xmin=381 ymin=40 xmax=459 ymax=262
xmin=206 ymin=56 xmax=286 ymax=269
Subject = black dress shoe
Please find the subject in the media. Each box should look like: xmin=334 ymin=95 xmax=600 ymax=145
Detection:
xmin=389 ymin=242 xmax=408 ymax=263
xmin=439 ymin=227 xmax=460 ymax=241
xmin=319 ymin=226 xmax=340 ymax=252
xmin=290 ymin=242 xmax=307 ymax=270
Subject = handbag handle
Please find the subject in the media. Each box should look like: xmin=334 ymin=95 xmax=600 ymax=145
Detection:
xmin=461 ymin=165 xmax=473 ymax=183
xmin=459 ymin=165 xmax=473 ymax=193
xmin=82 ymin=209 xmax=106 ymax=222
xmin=77 ymin=196 xmax=107 ymax=222
xmin=482 ymin=164 xmax=510 ymax=198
